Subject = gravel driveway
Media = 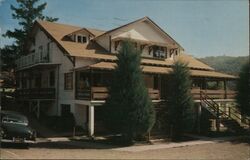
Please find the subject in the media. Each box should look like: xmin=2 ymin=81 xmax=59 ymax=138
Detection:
xmin=1 ymin=137 xmax=249 ymax=159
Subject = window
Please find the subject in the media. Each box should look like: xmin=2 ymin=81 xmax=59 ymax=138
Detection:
xmin=39 ymin=45 xmax=43 ymax=60
xmin=153 ymin=46 xmax=165 ymax=58
xmin=49 ymin=71 xmax=55 ymax=87
xmin=61 ymin=104 xmax=71 ymax=116
xmin=46 ymin=43 xmax=50 ymax=61
xmin=64 ymin=72 xmax=73 ymax=90
xmin=77 ymin=35 xmax=87 ymax=43
xmin=82 ymin=36 xmax=87 ymax=43
xmin=77 ymin=36 xmax=82 ymax=43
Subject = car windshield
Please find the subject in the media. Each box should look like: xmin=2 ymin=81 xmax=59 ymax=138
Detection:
xmin=1 ymin=112 xmax=29 ymax=126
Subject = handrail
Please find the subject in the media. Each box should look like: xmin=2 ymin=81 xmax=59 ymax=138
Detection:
xmin=229 ymin=107 xmax=250 ymax=124
xmin=200 ymin=91 xmax=249 ymax=126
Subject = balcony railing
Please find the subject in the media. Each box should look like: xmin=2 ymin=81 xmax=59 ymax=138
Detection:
xmin=191 ymin=88 xmax=236 ymax=100
xmin=16 ymin=88 xmax=56 ymax=99
xmin=76 ymin=87 xmax=160 ymax=101
xmin=75 ymin=87 xmax=235 ymax=101
xmin=16 ymin=52 xmax=49 ymax=69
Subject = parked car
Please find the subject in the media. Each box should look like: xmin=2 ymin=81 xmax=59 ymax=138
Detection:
xmin=0 ymin=110 xmax=36 ymax=144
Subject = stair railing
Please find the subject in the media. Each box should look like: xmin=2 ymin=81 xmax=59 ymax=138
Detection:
xmin=229 ymin=107 xmax=250 ymax=127
xmin=200 ymin=90 xmax=249 ymax=127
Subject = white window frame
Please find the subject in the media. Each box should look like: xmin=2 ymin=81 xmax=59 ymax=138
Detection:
xmin=77 ymin=35 xmax=88 ymax=43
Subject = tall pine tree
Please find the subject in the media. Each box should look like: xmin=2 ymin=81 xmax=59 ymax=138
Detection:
xmin=236 ymin=63 xmax=250 ymax=117
xmin=1 ymin=0 xmax=58 ymax=71
xmin=104 ymin=41 xmax=155 ymax=143
xmin=167 ymin=61 xmax=195 ymax=140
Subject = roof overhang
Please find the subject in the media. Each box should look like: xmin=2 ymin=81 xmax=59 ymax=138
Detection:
xmin=85 ymin=62 xmax=237 ymax=80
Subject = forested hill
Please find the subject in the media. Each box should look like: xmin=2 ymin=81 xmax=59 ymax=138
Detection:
xmin=199 ymin=56 xmax=249 ymax=75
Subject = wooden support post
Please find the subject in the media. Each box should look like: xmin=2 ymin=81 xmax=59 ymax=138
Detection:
xmin=88 ymin=105 xmax=95 ymax=137
xmin=90 ymin=69 xmax=93 ymax=100
xmin=228 ymin=107 xmax=231 ymax=118
xmin=148 ymin=131 xmax=151 ymax=143
xmin=197 ymin=104 xmax=202 ymax=134
xmin=224 ymin=79 xmax=227 ymax=99
xmin=216 ymin=106 xmax=220 ymax=132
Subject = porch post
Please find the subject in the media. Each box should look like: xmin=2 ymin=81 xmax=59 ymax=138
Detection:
xmin=88 ymin=105 xmax=95 ymax=137
xmin=223 ymin=79 xmax=227 ymax=99
xmin=197 ymin=104 xmax=202 ymax=134
xmin=216 ymin=105 xmax=220 ymax=132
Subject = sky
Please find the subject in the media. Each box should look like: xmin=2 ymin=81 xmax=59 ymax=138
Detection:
xmin=0 ymin=0 xmax=249 ymax=58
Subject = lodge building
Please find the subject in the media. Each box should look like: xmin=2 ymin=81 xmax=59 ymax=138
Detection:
xmin=16 ymin=17 xmax=239 ymax=136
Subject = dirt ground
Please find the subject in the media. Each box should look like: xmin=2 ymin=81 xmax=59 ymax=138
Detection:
xmin=1 ymin=139 xmax=250 ymax=159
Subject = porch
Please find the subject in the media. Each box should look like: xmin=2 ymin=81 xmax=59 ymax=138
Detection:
xmin=74 ymin=67 xmax=237 ymax=137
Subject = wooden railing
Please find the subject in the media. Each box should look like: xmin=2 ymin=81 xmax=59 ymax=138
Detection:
xmin=76 ymin=87 xmax=235 ymax=101
xmin=76 ymin=87 xmax=160 ymax=101
xmin=191 ymin=88 xmax=236 ymax=100
xmin=16 ymin=52 xmax=50 ymax=70
xmin=200 ymin=91 xmax=249 ymax=127
xmin=16 ymin=88 xmax=56 ymax=99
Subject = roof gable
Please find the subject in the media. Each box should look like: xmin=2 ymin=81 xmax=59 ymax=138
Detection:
xmin=95 ymin=17 xmax=184 ymax=50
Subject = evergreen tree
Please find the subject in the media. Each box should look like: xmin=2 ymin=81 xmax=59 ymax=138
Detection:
xmin=1 ymin=0 xmax=58 ymax=71
xmin=167 ymin=61 xmax=195 ymax=140
xmin=236 ymin=63 xmax=250 ymax=117
xmin=104 ymin=41 xmax=155 ymax=143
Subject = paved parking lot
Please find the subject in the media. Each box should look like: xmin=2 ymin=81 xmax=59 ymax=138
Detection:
xmin=1 ymin=137 xmax=250 ymax=159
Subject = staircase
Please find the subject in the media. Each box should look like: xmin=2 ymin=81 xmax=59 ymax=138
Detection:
xmin=200 ymin=91 xmax=249 ymax=134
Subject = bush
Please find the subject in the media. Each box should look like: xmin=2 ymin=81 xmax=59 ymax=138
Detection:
xmin=42 ymin=113 xmax=76 ymax=131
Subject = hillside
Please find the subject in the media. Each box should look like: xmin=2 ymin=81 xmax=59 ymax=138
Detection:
xmin=199 ymin=56 xmax=249 ymax=75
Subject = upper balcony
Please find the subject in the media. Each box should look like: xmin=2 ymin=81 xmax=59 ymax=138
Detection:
xmin=16 ymin=51 xmax=50 ymax=70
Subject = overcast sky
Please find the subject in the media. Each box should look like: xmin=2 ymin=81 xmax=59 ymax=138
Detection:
xmin=0 ymin=0 xmax=249 ymax=57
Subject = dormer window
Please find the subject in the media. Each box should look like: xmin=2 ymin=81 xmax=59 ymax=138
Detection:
xmin=76 ymin=35 xmax=87 ymax=43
